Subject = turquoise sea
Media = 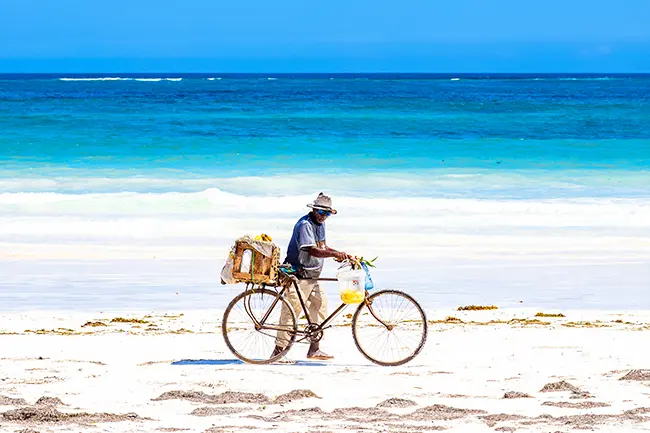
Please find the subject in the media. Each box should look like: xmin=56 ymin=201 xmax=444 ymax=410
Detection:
xmin=1 ymin=73 xmax=649 ymax=199
xmin=1 ymin=73 xmax=649 ymax=311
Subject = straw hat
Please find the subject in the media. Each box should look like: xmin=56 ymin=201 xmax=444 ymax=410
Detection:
xmin=307 ymin=192 xmax=338 ymax=214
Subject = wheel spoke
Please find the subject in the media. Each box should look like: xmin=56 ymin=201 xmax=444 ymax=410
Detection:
xmin=222 ymin=289 xmax=296 ymax=364
xmin=352 ymin=290 xmax=427 ymax=366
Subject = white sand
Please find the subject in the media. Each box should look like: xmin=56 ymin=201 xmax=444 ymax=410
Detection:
xmin=2 ymin=308 xmax=650 ymax=432
xmin=2 ymin=189 xmax=650 ymax=432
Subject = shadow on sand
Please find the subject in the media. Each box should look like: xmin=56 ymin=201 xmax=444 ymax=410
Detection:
xmin=171 ymin=359 xmax=329 ymax=367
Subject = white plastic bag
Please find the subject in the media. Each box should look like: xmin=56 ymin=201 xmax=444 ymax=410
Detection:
xmin=220 ymin=249 xmax=237 ymax=285
xmin=336 ymin=268 xmax=366 ymax=304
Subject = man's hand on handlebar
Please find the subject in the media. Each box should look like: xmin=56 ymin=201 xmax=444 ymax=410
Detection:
xmin=333 ymin=251 xmax=350 ymax=262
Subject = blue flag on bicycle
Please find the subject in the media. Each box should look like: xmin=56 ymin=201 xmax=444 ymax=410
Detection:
xmin=361 ymin=262 xmax=374 ymax=291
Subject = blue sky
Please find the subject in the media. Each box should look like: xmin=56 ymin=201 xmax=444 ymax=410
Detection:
xmin=1 ymin=0 xmax=649 ymax=72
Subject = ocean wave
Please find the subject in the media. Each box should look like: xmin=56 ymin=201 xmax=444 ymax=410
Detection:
xmin=59 ymin=77 xmax=125 ymax=81
xmin=1 ymin=170 xmax=648 ymax=200
xmin=559 ymin=77 xmax=618 ymax=81
xmin=529 ymin=77 xmax=623 ymax=82
xmin=134 ymin=78 xmax=181 ymax=82
xmin=39 ymin=75 xmax=642 ymax=83
xmin=59 ymin=77 xmax=183 ymax=82
xmin=1 ymin=188 xmax=648 ymax=224
xmin=2 ymin=189 xmax=648 ymax=265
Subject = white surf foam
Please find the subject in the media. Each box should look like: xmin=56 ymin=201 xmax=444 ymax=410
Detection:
xmin=1 ymin=169 xmax=648 ymax=200
xmin=2 ymin=189 xmax=648 ymax=310
xmin=59 ymin=77 xmax=125 ymax=81
xmin=59 ymin=77 xmax=185 ymax=82
xmin=1 ymin=189 xmax=648 ymax=246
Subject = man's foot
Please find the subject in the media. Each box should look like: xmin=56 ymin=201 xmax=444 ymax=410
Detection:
xmin=271 ymin=345 xmax=295 ymax=364
xmin=271 ymin=345 xmax=285 ymax=358
xmin=307 ymin=349 xmax=334 ymax=360
xmin=272 ymin=355 xmax=296 ymax=364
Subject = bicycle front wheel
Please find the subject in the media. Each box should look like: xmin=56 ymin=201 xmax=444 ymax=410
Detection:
xmin=352 ymin=289 xmax=428 ymax=366
xmin=222 ymin=288 xmax=297 ymax=364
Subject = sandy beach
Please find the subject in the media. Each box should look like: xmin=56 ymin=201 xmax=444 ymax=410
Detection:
xmin=2 ymin=191 xmax=649 ymax=433
xmin=2 ymin=74 xmax=649 ymax=433
xmin=2 ymin=307 xmax=650 ymax=432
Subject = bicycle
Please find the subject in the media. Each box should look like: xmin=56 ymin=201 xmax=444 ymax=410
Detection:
xmin=222 ymin=260 xmax=428 ymax=366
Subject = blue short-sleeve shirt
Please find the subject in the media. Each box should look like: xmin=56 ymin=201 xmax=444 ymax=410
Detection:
xmin=285 ymin=214 xmax=326 ymax=277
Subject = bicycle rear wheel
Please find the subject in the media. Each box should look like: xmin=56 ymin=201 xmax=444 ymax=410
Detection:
xmin=352 ymin=289 xmax=428 ymax=366
xmin=222 ymin=288 xmax=297 ymax=364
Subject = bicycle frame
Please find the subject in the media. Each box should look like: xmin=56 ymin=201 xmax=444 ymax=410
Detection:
xmin=250 ymin=272 xmax=391 ymax=341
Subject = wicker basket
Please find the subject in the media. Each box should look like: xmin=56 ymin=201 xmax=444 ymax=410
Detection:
xmin=231 ymin=239 xmax=280 ymax=284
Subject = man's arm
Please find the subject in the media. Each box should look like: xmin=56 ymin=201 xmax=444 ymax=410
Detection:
xmin=308 ymin=245 xmax=348 ymax=261
xmin=323 ymin=241 xmax=347 ymax=256
xmin=297 ymin=222 xmax=348 ymax=261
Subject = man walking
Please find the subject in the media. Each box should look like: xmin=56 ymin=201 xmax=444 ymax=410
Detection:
xmin=273 ymin=193 xmax=348 ymax=360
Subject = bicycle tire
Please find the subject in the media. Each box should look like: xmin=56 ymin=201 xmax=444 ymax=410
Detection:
xmin=222 ymin=288 xmax=297 ymax=364
xmin=351 ymin=289 xmax=428 ymax=366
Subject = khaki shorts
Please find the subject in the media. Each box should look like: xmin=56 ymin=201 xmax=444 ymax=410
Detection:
xmin=275 ymin=278 xmax=328 ymax=348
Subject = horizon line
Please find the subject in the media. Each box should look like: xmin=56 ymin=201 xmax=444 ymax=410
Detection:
xmin=2 ymin=71 xmax=650 ymax=75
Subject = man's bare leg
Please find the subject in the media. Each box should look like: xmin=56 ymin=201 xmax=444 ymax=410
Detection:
xmin=304 ymin=281 xmax=333 ymax=360
xmin=307 ymin=342 xmax=333 ymax=360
